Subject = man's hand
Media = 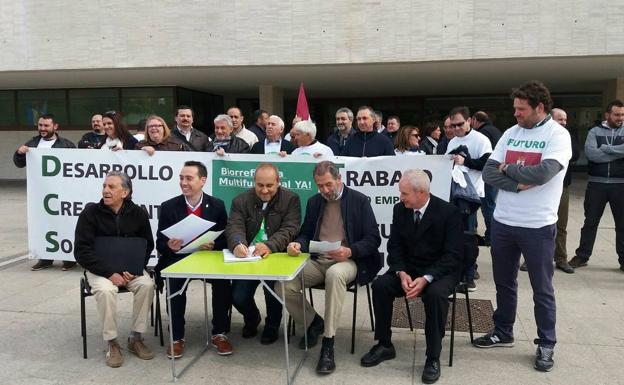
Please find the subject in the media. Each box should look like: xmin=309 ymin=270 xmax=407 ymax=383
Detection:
xmin=287 ymin=242 xmax=301 ymax=256
xmin=278 ymin=151 xmax=288 ymax=158
xmin=498 ymin=163 xmax=507 ymax=172
xmin=517 ymin=183 xmax=535 ymax=191
xmin=233 ymin=243 xmax=249 ymax=258
xmin=199 ymin=240 xmax=215 ymax=250
xmin=167 ymin=238 xmax=183 ymax=251
xmin=253 ymin=242 xmax=271 ymax=258
xmin=451 ymin=154 xmax=465 ymax=166
xmin=399 ymin=272 xmax=428 ymax=299
xmin=17 ymin=145 xmax=29 ymax=154
xmin=109 ymin=273 xmax=127 ymax=287
xmin=141 ymin=146 xmax=155 ymax=156
xmin=216 ymin=148 xmax=225 ymax=156
xmin=122 ymin=271 xmax=135 ymax=282
xmin=327 ymin=246 xmax=352 ymax=262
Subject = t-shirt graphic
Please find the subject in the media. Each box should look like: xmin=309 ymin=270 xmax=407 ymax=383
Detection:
xmin=252 ymin=218 xmax=268 ymax=244
xmin=505 ymin=149 xmax=542 ymax=166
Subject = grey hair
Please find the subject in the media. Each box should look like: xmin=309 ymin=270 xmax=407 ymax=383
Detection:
xmin=106 ymin=170 xmax=133 ymax=199
xmin=401 ymin=169 xmax=430 ymax=192
xmin=269 ymin=115 xmax=285 ymax=129
xmin=313 ymin=161 xmax=341 ymax=179
xmin=214 ymin=114 xmax=233 ymax=128
xmin=336 ymin=107 xmax=354 ymax=121
xmin=293 ymin=120 xmax=317 ymax=139
xmin=551 ymin=108 xmax=566 ymax=118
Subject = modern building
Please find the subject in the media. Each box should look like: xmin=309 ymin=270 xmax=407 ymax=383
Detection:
xmin=2 ymin=0 xmax=623 ymax=179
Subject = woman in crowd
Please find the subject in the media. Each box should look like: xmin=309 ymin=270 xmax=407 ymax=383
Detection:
xmin=96 ymin=111 xmax=138 ymax=150
xmin=135 ymin=115 xmax=187 ymax=155
xmin=420 ymin=121 xmax=442 ymax=155
xmin=394 ymin=125 xmax=425 ymax=155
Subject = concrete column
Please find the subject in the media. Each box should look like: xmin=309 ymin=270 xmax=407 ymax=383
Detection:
xmin=603 ymin=78 xmax=624 ymax=107
xmin=259 ymin=85 xmax=284 ymax=118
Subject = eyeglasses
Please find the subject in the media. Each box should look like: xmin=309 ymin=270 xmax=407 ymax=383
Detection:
xmin=147 ymin=124 xmax=163 ymax=129
xmin=410 ymin=134 xmax=420 ymax=138
xmin=450 ymin=121 xmax=466 ymax=128
xmin=104 ymin=110 xmax=117 ymax=116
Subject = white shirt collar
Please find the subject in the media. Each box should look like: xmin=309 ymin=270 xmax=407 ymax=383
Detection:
xmin=184 ymin=194 xmax=203 ymax=212
xmin=414 ymin=197 xmax=430 ymax=217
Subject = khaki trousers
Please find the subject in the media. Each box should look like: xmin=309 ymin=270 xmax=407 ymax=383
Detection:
xmin=277 ymin=258 xmax=357 ymax=338
xmin=86 ymin=271 xmax=154 ymax=341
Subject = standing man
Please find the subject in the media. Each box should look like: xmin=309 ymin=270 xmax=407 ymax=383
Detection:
xmin=212 ymin=114 xmax=250 ymax=154
xmin=225 ymin=164 xmax=301 ymax=344
xmin=570 ymin=100 xmax=624 ymax=270
xmin=291 ymin=120 xmax=334 ymax=157
xmin=361 ymin=169 xmax=462 ymax=384
xmin=436 ymin=116 xmax=453 ymax=155
xmin=74 ymin=171 xmax=155 ymax=368
xmin=383 ymin=115 xmax=401 ymax=143
xmin=247 ymin=109 xmax=269 ymax=143
xmin=278 ymin=161 xmax=381 ymax=374
xmin=171 ymin=105 xmax=213 ymax=151
xmin=326 ymin=107 xmax=355 ymax=155
xmin=374 ymin=110 xmax=386 ymax=133
xmin=13 ymin=113 xmax=77 ymax=271
xmin=78 ymin=114 xmax=105 ymax=148
xmin=342 ymin=106 xmax=394 ymax=157
xmin=227 ymin=106 xmax=259 ymax=148
xmin=156 ymin=161 xmax=233 ymax=358
xmin=474 ymin=81 xmax=571 ymax=373
xmin=250 ymin=115 xmax=295 ymax=155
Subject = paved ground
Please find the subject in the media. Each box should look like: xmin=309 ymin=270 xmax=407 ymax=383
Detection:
xmin=1 ymin=174 xmax=623 ymax=385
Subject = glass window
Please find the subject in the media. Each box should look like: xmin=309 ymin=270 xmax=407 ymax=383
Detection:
xmin=0 ymin=91 xmax=17 ymax=127
xmin=69 ymin=89 xmax=119 ymax=126
xmin=17 ymin=90 xmax=68 ymax=127
xmin=121 ymin=88 xmax=174 ymax=125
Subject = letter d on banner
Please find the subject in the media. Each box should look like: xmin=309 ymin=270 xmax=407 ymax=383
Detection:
xmin=42 ymin=155 xmax=60 ymax=176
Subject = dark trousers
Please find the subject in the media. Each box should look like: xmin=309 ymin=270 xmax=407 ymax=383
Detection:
xmin=480 ymin=183 xmax=498 ymax=243
xmin=554 ymin=186 xmax=570 ymax=264
xmin=491 ymin=219 xmax=557 ymax=346
xmin=575 ymin=182 xmax=624 ymax=264
xmin=232 ymin=279 xmax=282 ymax=330
xmin=167 ymin=278 xmax=232 ymax=340
xmin=373 ymin=272 xmax=457 ymax=359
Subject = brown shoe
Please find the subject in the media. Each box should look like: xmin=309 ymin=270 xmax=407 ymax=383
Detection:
xmin=166 ymin=339 xmax=185 ymax=359
xmin=62 ymin=261 xmax=77 ymax=271
xmin=569 ymin=255 xmax=588 ymax=268
xmin=128 ymin=337 xmax=155 ymax=360
xmin=211 ymin=334 xmax=233 ymax=356
xmin=106 ymin=341 xmax=124 ymax=368
xmin=31 ymin=259 xmax=53 ymax=271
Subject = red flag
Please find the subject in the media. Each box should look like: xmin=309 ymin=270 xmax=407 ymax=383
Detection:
xmin=295 ymin=82 xmax=310 ymax=121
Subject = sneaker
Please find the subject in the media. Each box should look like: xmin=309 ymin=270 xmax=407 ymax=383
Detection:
xmin=105 ymin=341 xmax=124 ymax=368
xmin=569 ymin=255 xmax=588 ymax=268
xmin=519 ymin=261 xmax=528 ymax=271
xmin=166 ymin=339 xmax=185 ymax=359
xmin=473 ymin=330 xmax=514 ymax=348
xmin=31 ymin=259 xmax=53 ymax=271
xmin=128 ymin=337 xmax=155 ymax=360
xmin=466 ymin=280 xmax=477 ymax=292
xmin=474 ymin=270 xmax=480 ymax=280
xmin=211 ymin=334 xmax=233 ymax=356
xmin=62 ymin=261 xmax=77 ymax=271
xmin=534 ymin=342 xmax=554 ymax=372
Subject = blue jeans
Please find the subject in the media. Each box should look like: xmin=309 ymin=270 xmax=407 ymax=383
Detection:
xmin=480 ymin=184 xmax=498 ymax=243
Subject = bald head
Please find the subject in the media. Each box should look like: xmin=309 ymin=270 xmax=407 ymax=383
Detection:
xmin=552 ymin=108 xmax=567 ymax=127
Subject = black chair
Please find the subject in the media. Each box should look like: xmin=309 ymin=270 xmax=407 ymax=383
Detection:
xmin=80 ymin=270 xmax=163 ymax=359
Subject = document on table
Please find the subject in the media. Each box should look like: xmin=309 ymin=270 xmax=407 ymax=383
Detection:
xmin=223 ymin=246 xmax=262 ymax=263
xmin=176 ymin=230 xmax=224 ymax=254
xmin=161 ymin=215 xmax=215 ymax=246
xmin=309 ymin=240 xmax=341 ymax=254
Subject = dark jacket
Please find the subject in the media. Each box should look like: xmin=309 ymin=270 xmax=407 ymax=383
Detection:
xmin=342 ymin=130 xmax=395 ymax=157
xmin=382 ymin=129 xmax=399 ymax=143
xmin=585 ymin=123 xmax=624 ymax=181
xmin=436 ymin=135 xmax=450 ymax=155
xmin=564 ymin=132 xmax=580 ymax=186
xmin=226 ymin=188 xmax=301 ymax=253
xmin=420 ymin=137 xmax=438 ymax=155
xmin=13 ymin=134 xmax=76 ymax=168
xmin=78 ymin=132 xmax=105 ymax=149
xmin=212 ymin=135 xmax=250 ymax=154
xmin=475 ymin=121 xmax=502 ymax=148
xmin=135 ymin=136 xmax=189 ymax=152
xmin=156 ymin=193 xmax=228 ymax=272
xmin=387 ymin=195 xmax=463 ymax=281
xmin=171 ymin=127 xmax=213 ymax=152
xmin=95 ymin=134 xmax=138 ymax=150
xmin=74 ymin=199 xmax=154 ymax=278
xmin=326 ymin=129 xmax=356 ymax=156
xmin=295 ymin=186 xmax=382 ymax=285
xmin=250 ymin=139 xmax=295 ymax=154
xmin=247 ymin=123 xmax=266 ymax=143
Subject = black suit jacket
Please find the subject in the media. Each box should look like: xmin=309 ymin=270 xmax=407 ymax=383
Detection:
xmin=155 ymin=193 xmax=228 ymax=272
xmin=250 ymin=139 xmax=295 ymax=154
xmin=387 ymin=195 xmax=463 ymax=281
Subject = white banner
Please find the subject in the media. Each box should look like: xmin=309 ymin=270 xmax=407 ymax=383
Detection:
xmin=26 ymin=149 xmax=452 ymax=261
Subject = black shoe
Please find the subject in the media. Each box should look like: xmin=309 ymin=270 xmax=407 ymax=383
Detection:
xmin=242 ymin=317 xmax=261 ymax=339
xmin=260 ymin=326 xmax=279 ymax=345
xmin=519 ymin=261 xmax=528 ymax=271
xmin=473 ymin=270 xmax=480 ymax=280
xmin=422 ymin=357 xmax=441 ymax=384
xmin=31 ymin=259 xmax=53 ymax=271
xmin=466 ymin=280 xmax=477 ymax=292
xmin=555 ymin=261 xmax=575 ymax=274
xmin=298 ymin=315 xmax=324 ymax=349
xmin=569 ymin=255 xmax=588 ymax=268
xmin=473 ymin=330 xmax=515 ymax=348
xmin=316 ymin=346 xmax=335 ymax=374
xmin=534 ymin=341 xmax=554 ymax=372
xmin=360 ymin=343 xmax=396 ymax=367
xmin=62 ymin=261 xmax=77 ymax=271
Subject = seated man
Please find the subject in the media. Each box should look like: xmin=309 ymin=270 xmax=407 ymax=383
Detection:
xmin=74 ymin=171 xmax=155 ymax=368
xmin=225 ymin=163 xmax=301 ymax=344
xmin=278 ymin=160 xmax=381 ymax=374
xmin=156 ymin=161 xmax=232 ymax=358
xmin=361 ymin=169 xmax=463 ymax=384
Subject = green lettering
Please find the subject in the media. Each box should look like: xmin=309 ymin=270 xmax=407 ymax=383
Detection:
xmin=45 ymin=231 xmax=59 ymax=252
xmin=43 ymin=194 xmax=59 ymax=215
xmin=42 ymin=155 xmax=60 ymax=177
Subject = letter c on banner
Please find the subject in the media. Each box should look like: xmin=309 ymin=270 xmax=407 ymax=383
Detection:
xmin=43 ymin=194 xmax=59 ymax=215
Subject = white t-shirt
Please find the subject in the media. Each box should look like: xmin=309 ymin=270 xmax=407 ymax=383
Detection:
xmin=490 ymin=119 xmax=571 ymax=228
xmin=292 ymin=141 xmax=334 ymax=157
xmin=446 ymin=129 xmax=492 ymax=197
xmin=236 ymin=127 xmax=259 ymax=148
xmin=264 ymin=139 xmax=281 ymax=154
xmin=394 ymin=149 xmax=425 ymax=156
xmin=37 ymin=137 xmax=56 ymax=148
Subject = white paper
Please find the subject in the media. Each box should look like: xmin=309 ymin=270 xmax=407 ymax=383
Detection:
xmin=176 ymin=230 xmax=224 ymax=254
xmin=161 ymin=215 xmax=215 ymax=246
xmin=223 ymin=246 xmax=262 ymax=263
xmin=309 ymin=240 xmax=341 ymax=253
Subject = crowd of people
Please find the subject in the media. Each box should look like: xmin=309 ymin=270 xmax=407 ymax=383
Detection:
xmin=12 ymin=80 xmax=624 ymax=383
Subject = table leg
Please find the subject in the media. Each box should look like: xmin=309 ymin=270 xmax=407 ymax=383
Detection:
xmin=166 ymin=277 xmax=177 ymax=382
